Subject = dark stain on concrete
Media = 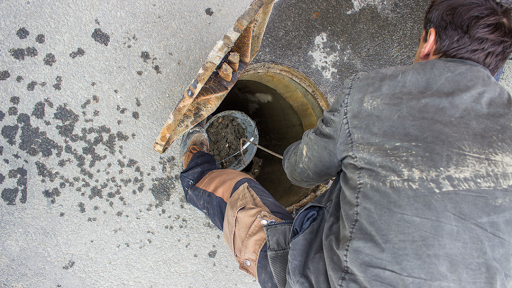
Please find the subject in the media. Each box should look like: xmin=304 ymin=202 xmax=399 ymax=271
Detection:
xmin=17 ymin=113 xmax=62 ymax=157
xmin=35 ymin=34 xmax=45 ymax=44
xmin=57 ymin=123 xmax=127 ymax=177
xmin=25 ymin=47 xmax=38 ymax=57
xmin=1 ymin=124 xmax=19 ymax=146
xmin=64 ymin=145 xmax=84 ymax=167
xmin=62 ymin=260 xmax=75 ymax=270
xmin=0 ymin=71 xmax=10 ymax=80
xmin=82 ymin=144 xmax=107 ymax=168
xmin=120 ymin=178 xmax=132 ymax=187
xmin=16 ymin=76 xmax=23 ymax=82
xmin=205 ymin=8 xmax=214 ymax=16
xmin=32 ymin=102 xmax=45 ymax=119
xmin=136 ymin=71 xmax=143 ymax=76
xmin=127 ymin=159 xmax=138 ymax=168
xmin=54 ymin=105 xmax=79 ymax=138
xmin=92 ymin=28 xmax=110 ymax=46
xmin=116 ymin=131 xmax=129 ymax=141
xmin=208 ymin=250 xmax=217 ymax=258
xmin=53 ymin=76 xmax=63 ymax=91
xmin=43 ymin=188 xmax=61 ymax=204
xmin=2 ymin=168 xmax=28 ymax=205
xmin=160 ymin=156 xmax=176 ymax=174
xmin=78 ymin=202 xmax=86 ymax=213
xmin=8 ymin=107 xmax=18 ymax=116
xmin=17 ymin=27 xmax=30 ymax=39
xmin=0 ymin=111 xmax=4 ymax=121
xmin=44 ymin=98 xmax=54 ymax=108
xmin=2 ymin=188 xmax=19 ymax=205
xmin=36 ymin=161 xmax=60 ymax=182
xmin=135 ymin=98 xmax=141 ymax=107
xmin=10 ymin=96 xmax=20 ymax=105
xmin=9 ymin=48 xmax=26 ymax=60
xmin=141 ymin=51 xmax=150 ymax=63
xmin=27 ymin=81 xmax=37 ymax=91
xmin=0 ymin=96 xmax=150 ymax=212
xmin=80 ymin=167 xmax=94 ymax=180
xmin=132 ymin=111 xmax=139 ymax=120
xmin=58 ymin=159 xmax=67 ymax=167
xmin=150 ymin=156 xmax=177 ymax=204
xmin=89 ymin=186 xmax=103 ymax=200
xmin=44 ymin=53 xmax=57 ymax=66
xmin=0 ymin=173 xmax=4 ymax=185
xmin=153 ymin=65 xmax=161 ymax=74
xmin=103 ymin=133 xmax=117 ymax=155
xmin=150 ymin=176 xmax=175 ymax=204
xmin=70 ymin=48 xmax=85 ymax=59
xmin=9 ymin=47 xmax=38 ymax=60
xmin=2 ymin=72 xmax=150 ymax=208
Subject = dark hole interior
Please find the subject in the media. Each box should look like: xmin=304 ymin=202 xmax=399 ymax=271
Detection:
xmin=213 ymin=80 xmax=312 ymax=207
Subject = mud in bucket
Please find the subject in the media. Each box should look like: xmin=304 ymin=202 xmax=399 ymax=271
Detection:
xmin=205 ymin=110 xmax=259 ymax=171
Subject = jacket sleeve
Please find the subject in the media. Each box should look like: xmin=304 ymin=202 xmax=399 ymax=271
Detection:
xmin=282 ymin=75 xmax=357 ymax=188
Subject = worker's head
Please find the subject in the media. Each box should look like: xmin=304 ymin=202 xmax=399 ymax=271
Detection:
xmin=414 ymin=0 xmax=512 ymax=75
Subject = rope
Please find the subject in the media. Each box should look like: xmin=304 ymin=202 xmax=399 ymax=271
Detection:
xmin=240 ymin=138 xmax=283 ymax=165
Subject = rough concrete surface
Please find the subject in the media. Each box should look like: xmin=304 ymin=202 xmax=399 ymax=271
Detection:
xmin=1 ymin=0 xmax=511 ymax=287
xmin=0 ymin=0 xmax=258 ymax=287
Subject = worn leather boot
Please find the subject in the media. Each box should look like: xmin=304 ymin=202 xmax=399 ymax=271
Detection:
xmin=180 ymin=122 xmax=209 ymax=169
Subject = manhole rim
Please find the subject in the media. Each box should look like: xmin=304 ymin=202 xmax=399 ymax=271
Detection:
xmin=242 ymin=62 xmax=330 ymax=112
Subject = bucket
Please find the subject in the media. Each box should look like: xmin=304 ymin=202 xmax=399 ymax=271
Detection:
xmin=205 ymin=110 xmax=259 ymax=171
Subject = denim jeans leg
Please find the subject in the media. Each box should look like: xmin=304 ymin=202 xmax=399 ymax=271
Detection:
xmin=180 ymin=151 xmax=219 ymax=196
xmin=180 ymin=151 xmax=228 ymax=229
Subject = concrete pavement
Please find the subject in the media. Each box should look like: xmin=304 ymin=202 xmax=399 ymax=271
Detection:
xmin=0 ymin=0 xmax=258 ymax=287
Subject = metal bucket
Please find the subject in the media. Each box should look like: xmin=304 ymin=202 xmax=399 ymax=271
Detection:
xmin=205 ymin=110 xmax=259 ymax=171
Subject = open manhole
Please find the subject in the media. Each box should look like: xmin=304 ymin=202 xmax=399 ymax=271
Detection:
xmin=154 ymin=0 xmax=330 ymax=209
xmin=212 ymin=63 xmax=329 ymax=208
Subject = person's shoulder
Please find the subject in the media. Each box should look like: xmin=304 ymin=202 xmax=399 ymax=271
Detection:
xmin=347 ymin=64 xmax=416 ymax=86
xmin=352 ymin=59 xmax=492 ymax=86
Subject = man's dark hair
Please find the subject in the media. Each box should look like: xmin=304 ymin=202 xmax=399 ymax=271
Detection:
xmin=424 ymin=0 xmax=512 ymax=75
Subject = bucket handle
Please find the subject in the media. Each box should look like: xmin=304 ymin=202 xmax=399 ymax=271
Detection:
xmin=240 ymin=138 xmax=283 ymax=166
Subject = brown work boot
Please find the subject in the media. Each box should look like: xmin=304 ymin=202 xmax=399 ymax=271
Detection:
xmin=180 ymin=124 xmax=209 ymax=169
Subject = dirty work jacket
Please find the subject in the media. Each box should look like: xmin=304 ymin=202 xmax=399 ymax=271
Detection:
xmin=281 ymin=59 xmax=512 ymax=288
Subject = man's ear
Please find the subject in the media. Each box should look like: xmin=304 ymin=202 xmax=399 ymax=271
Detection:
xmin=419 ymin=28 xmax=437 ymax=61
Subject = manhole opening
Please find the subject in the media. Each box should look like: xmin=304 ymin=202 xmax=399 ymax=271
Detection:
xmin=212 ymin=63 xmax=329 ymax=208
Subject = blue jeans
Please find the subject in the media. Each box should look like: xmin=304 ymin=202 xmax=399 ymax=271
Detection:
xmin=180 ymin=151 xmax=294 ymax=288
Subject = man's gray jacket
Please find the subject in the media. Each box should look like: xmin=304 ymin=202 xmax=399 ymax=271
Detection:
xmin=282 ymin=59 xmax=512 ymax=287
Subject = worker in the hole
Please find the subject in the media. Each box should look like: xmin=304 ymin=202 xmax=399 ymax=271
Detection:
xmin=179 ymin=0 xmax=512 ymax=287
